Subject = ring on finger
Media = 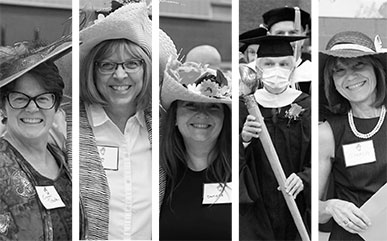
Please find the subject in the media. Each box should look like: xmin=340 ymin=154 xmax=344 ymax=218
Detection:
xmin=343 ymin=220 xmax=349 ymax=225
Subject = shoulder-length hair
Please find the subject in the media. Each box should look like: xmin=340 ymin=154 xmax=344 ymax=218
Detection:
xmin=323 ymin=55 xmax=387 ymax=114
xmin=80 ymin=38 xmax=152 ymax=110
xmin=160 ymin=101 xmax=232 ymax=204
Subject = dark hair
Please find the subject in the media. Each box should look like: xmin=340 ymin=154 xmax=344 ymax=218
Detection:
xmin=160 ymin=101 xmax=232 ymax=204
xmin=80 ymin=38 xmax=152 ymax=110
xmin=0 ymin=61 xmax=64 ymax=123
xmin=323 ymin=55 xmax=387 ymax=114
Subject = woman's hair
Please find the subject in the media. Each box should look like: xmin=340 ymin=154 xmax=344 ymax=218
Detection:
xmin=323 ymin=55 xmax=387 ymax=114
xmin=80 ymin=38 xmax=152 ymax=110
xmin=0 ymin=61 xmax=64 ymax=123
xmin=160 ymin=101 xmax=232 ymax=204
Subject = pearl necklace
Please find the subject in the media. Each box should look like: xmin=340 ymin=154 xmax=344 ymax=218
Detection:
xmin=348 ymin=105 xmax=386 ymax=139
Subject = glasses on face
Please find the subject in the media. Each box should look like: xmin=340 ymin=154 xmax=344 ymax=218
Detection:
xmin=95 ymin=59 xmax=144 ymax=74
xmin=7 ymin=91 xmax=56 ymax=110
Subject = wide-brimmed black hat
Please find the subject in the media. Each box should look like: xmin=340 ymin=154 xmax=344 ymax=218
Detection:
xmin=239 ymin=26 xmax=267 ymax=52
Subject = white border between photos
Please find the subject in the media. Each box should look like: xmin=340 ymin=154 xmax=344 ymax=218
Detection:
xmin=311 ymin=0 xmax=319 ymax=240
xmin=72 ymin=0 xmax=80 ymax=239
xmin=152 ymin=0 xmax=160 ymax=240
xmin=231 ymin=1 xmax=240 ymax=240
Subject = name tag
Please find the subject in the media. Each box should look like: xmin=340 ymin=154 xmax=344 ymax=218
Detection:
xmin=97 ymin=145 xmax=119 ymax=170
xmin=342 ymin=140 xmax=376 ymax=167
xmin=35 ymin=186 xmax=65 ymax=210
xmin=202 ymin=182 xmax=232 ymax=204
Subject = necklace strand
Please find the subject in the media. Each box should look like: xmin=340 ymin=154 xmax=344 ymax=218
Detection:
xmin=348 ymin=105 xmax=386 ymax=139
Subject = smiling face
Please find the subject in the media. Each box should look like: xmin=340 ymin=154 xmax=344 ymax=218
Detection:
xmin=4 ymin=73 xmax=56 ymax=141
xmin=95 ymin=44 xmax=144 ymax=109
xmin=176 ymin=101 xmax=224 ymax=145
xmin=332 ymin=57 xmax=377 ymax=106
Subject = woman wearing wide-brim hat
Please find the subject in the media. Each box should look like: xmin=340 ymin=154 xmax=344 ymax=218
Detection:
xmin=0 ymin=39 xmax=87 ymax=240
xmin=159 ymin=59 xmax=232 ymax=240
xmin=319 ymin=31 xmax=387 ymax=241
xmin=65 ymin=1 xmax=176 ymax=240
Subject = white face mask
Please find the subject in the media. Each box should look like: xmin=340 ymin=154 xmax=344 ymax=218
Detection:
xmin=261 ymin=67 xmax=292 ymax=94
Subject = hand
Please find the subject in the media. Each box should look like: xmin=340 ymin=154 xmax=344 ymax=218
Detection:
xmin=326 ymin=199 xmax=371 ymax=234
xmin=241 ymin=115 xmax=262 ymax=143
xmin=278 ymin=173 xmax=304 ymax=199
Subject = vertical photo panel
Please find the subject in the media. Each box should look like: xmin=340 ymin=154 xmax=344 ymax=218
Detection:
xmin=77 ymin=0 xmax=153 ymax=240
xmin=0 ymin=0 xmax=73 ymax=240
xmin=159 ymin=0 xmax=232 ymax=240
xmin=318 ymin=0 xmax=387 ymax=240
xmin=239 ymin=0 xmax=311 ymax=240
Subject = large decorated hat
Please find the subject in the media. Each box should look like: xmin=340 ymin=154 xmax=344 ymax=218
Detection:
xmin=160 ymin=57 xmax=232 ymax=110
xmin=79 ymin=1 xmax=177 ymax=80
xmin=0 ymin=37 xmax=72 ymax=88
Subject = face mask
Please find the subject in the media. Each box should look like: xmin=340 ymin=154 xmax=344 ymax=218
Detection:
xmin=260 ymin=67 xmax=292 ymax=94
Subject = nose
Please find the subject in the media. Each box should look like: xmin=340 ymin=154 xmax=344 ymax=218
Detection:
xmin=113 ymin=64 xmax=128 ymax=79
xmin=25 ymin=100 xmax=39 ymax=112
xmin=346 ymin=68 xmax=359 ymax=80
xmin=194 ymin=106 xmax=211 ymax=118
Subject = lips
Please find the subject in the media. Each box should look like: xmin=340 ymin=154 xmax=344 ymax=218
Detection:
xmin=191 ymin=123 xmax=211 ymax=129
xmin=110 ymin=85 xmax=131 ymax=91
xmin=20 ymin=118 xmax=43 ymax=124
xmin=346 ymin=80 xmax=366 ymax=90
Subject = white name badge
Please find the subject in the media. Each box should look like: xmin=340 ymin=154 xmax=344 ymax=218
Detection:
xmin=35 ymin=186 xmax=66 ymax=210
xmin=342 ymin=140 xmax=376 ymax=167
xmin=97 ymin=145 xmax=119 ymax=170
xmin=202 ymin=182 xmax=232 ymax=204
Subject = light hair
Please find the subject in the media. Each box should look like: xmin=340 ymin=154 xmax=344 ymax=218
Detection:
xmin=80 ymin=39 xmax=152 ymax=110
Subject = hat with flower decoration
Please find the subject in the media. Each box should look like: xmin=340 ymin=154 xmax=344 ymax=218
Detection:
xmin=0 ymin=37 xmax=72 ymax=88
xmin=79 ymin=0 xmax=177 ymax=81
xmin=160 ymin=57 xmax=232 ymax=110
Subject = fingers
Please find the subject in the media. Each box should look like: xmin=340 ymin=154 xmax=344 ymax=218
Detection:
xmin=328 ymin=199 xmax=371 ymax=234
xmin=284 ymin=173 xmax=304 ymax=198
xmin=241 ymin=115 xmax=262 ymax=142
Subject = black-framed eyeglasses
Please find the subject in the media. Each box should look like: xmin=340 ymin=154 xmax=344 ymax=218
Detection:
xmin=95 ymin=59 xmax=144 ymax=74
xmin=6 ymin=91 xmax=56 ymax=110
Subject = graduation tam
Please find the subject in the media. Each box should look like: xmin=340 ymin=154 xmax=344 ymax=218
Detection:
xmin=263 ymin=7 xmax=310 ymax=31
xmin=240 ymin=35 xmax=307 ymax=58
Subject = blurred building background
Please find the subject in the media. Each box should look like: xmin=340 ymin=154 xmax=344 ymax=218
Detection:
xmin=0 ymin=0 xmax=71 ymax=45
xmin=160 ymin=0 xmax=232 ymax=70
xmin=240 ymin=0 xmax=311 ymax=34
xmin=319 ymin=0 xmax=387 ymax=50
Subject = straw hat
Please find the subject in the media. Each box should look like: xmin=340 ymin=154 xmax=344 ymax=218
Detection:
xmin=320 ymin=31 xmax=387 ymax=66
xmin=160 ymin=58 xmax=232 ymax=110
xmin=79 ymin=1 xmax=177 ymax=80
xmin=0 ymin=38 xmax=72 ymax=88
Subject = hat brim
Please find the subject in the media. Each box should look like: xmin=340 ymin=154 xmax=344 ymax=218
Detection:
xmin=240 ymin=34 xmax=307 ymax=45
xmin=79 ymin=2 xmax=176 ymax=81
xmin=161 ymin=70 xmax=231 ymax=110
xmin=0 ymin=41 xmax=72 ymax=88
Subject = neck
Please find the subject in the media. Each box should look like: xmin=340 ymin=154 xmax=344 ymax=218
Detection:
xmin=4 ymin=132 xmax=48 ymax=165
xmin=350 ymin=103 xmax=382 ymax=118
xmin=185 ymin=140 xmax=216 ymax=171
xmin=104 ymin=103 xmax=137 ymax=132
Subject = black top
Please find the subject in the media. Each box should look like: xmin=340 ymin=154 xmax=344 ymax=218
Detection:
xmin=160 ymin=167 xmax=231 ymax=241
xmin=327 ymin=114 xmax=387 ymax=241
